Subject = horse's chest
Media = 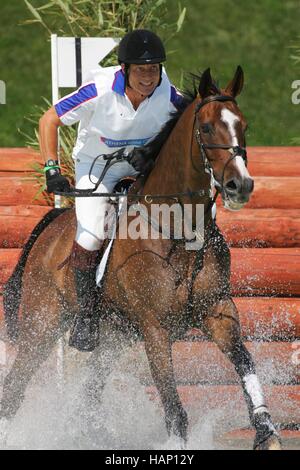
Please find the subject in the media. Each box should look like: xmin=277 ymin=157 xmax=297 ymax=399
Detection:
xmin=166 ymin=247 xmax=196 ymax=310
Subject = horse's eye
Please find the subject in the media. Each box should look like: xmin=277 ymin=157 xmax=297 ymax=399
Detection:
xmin=201 ymin=124 xmax=211 ymax=133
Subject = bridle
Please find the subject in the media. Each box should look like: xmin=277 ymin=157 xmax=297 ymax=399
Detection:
xmin=193 ymin=94 xmax=248 ymax=196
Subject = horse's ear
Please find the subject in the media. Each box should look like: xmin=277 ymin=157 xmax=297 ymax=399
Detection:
xmin=198 ymin=68 xmax=213 ymax=99
xmin=225 ymin=65 xmax=244 ymax=97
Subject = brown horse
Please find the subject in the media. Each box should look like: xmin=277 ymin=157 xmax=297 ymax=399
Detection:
xmin=1 ymin=67 xmax=281 ymax=449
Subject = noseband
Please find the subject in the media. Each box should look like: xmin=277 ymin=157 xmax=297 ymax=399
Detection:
xmin=193 ymin=95 xmax=248 ymax=193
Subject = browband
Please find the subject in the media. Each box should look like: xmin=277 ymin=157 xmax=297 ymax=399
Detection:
xmin=195 ymin=95 xmax=237 ymax=113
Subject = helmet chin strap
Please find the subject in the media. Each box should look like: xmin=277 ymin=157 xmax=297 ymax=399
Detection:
xmin=124 ymin=64 xmax=131 ymax=88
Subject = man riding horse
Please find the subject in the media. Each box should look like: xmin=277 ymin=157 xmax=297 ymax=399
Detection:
xmin=39 ymin=29 xmax=184 ymax=352
xmin=1 ymin=35 xmax=281 ymax=447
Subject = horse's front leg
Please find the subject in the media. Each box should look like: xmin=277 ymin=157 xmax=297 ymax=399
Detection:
xmin=0 ymin=284 xmax=65 ymax=447
xmin=143 ymin=320 xmax=188 ymax=445
xmin=202 ymin=298 xmax=281 ymax=450
xmin=84 ymin=320 xmax=134 ymax=404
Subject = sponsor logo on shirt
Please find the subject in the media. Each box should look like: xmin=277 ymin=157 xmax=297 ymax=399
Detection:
xmin=100 ymin=137 xmax=151 ymax=147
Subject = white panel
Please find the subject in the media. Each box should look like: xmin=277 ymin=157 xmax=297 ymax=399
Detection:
xmin=0 ymin=80 xmax=6 ymax=104
xmin=54 ymin=37 xmax=120 ymax=88
xmin=57 ymin=37 xmax=77 ymax=88
xmin=51 ymin=34 xmax=59 ymax=103
xmin=81 ymin=37 xmax=120 ymax=82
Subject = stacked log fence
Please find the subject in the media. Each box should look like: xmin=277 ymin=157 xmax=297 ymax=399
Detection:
xmin=0 ymin=147 xmax=299 ymax=449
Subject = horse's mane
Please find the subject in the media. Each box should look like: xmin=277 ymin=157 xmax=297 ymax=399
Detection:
xmin=142 ymin=72 xmax=221 ymax=163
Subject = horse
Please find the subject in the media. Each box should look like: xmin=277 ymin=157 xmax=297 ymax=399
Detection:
xmin=0 ymin=66 xmax=281 ymax=450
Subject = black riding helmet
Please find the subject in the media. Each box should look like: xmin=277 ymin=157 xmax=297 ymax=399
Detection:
xmin=118 ymin=29 xmax=166 ymax=64
xmin=118 ymin=29 xmax=166 ymax=88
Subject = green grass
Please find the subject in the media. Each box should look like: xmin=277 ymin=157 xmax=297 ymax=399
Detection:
xmin=0 ymin=0 xmax=300 ymax=146
xmin=0 ymin=0 xmax=51 ymax=147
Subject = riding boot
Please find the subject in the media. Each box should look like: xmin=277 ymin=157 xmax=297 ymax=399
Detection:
xmin=69 ymin=242 xmax=100 ymax=352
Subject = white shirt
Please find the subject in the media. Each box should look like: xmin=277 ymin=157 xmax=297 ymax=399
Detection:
xmin=54 ymin=66 xmax=184 ymax=163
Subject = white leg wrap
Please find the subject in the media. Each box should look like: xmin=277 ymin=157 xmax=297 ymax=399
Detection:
xmin=242 ymin=373 xmax=266 ymax=411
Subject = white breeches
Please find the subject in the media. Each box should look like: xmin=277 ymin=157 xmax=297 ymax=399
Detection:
xmin=75 ymin=158 xmax=139 ymax=251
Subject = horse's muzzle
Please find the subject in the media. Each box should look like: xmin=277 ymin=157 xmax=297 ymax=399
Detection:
xmin=222 ymin=176 xmax=254 ymax=210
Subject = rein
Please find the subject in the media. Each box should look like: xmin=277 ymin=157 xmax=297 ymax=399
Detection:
xmin=54 ymin=149 xmax=208 ymax=201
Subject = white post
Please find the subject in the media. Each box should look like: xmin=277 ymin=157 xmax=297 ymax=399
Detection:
xmin=51 ymin=34 xmax=62 ymax=210
xmin=51 ymin=34 xmax=59 ymax=104
xmin=0 ymin=80 xmax=6 ymax=105
xmin=51 ymin=34 xmax=65 ymax=387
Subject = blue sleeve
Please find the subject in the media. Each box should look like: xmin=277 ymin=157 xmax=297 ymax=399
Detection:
xmin=170 ymin=85 xmax=185 ymax=111
xmin=54 ymin=82 xmax=98 ymax=124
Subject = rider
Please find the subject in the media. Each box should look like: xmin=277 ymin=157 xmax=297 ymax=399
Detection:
xmin=39 ymin=29 xmax=184 ymax=352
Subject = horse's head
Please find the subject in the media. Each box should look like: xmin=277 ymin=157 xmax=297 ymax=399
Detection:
xmin=195 ymin=66 xmax=253 ymax=211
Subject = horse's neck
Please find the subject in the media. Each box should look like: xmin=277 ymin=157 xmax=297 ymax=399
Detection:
xmin=143 ymin=104 xmax=210 ymax=198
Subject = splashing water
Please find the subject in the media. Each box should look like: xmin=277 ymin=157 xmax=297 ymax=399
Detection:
xmin=0 ymin=335 xmax=298 ymax=450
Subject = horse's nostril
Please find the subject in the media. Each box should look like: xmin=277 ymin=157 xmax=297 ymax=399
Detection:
xmin=225 ymin=179 xmax=239 ymax=193
xmin=225 ymin=177 xmax=254 ymax=194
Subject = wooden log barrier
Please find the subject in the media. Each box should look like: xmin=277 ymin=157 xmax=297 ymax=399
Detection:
xmin=0 ymin=206 xmax=52 ymax=248
xmin=146 ymin=385 xmax=300 ymax=422
xmin=0 ymin=206 xmax=298 ymax=249
xmin=217 ymin=208 xmax=300 ymax=248
xmin=1 ymin=148 xmax=300 ymax=208
xmin=0 ymin=148 xmax=43 ymax=172
xmin=248 ymin=177 xmax=300 ymax=209
xmin=2 ymin=176 xmax=298 ymax=209
xmin=233 ymin=297 xmax=300 ymax=339
xmin=1 ymin=248 xmax=300 ymax=295
xmin=0 ymin=176 xmax=51 ymax=206
xmin=0 ymin=296 xmax=299 ymax=341
xmin=0 ymin=295 xmax=299 ymax=340
xmin=187 ymin=297 xmax=300 ymax=340
xmin=247 ymin=146 xmax=300 ymax=177
xmin=231 ymin=248 xmax=300 ymax=296
xmin=0 ymin=205 xmax=299 ymax=250
xmin=131 ymin=341 xmax=299 ymax=385
xmin=1 ymin=147 xmax=299 ymax=176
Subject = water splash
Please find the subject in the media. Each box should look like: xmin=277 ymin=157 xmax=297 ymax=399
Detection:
xmin=0 ymin=337 xmax=298 ymax=449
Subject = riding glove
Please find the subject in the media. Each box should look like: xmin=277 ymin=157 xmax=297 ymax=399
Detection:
xmin=128 ymin=147 xmax=155 ymax=174
xmin=44 ymin=160 xmax=70 ymax=193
